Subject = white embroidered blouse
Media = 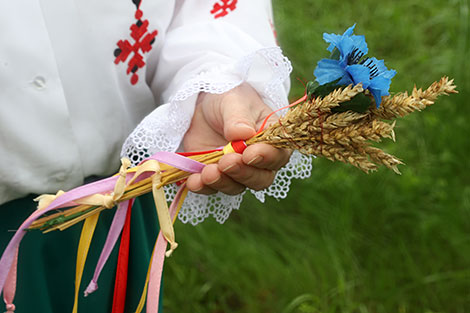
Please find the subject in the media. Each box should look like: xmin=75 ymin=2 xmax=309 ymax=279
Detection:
xmin=0 ymin=0 xmax=312 ymax=223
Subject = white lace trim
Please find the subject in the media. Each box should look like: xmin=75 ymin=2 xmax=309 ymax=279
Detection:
xmin=250 ymin=151 xmax=312 ymax=203
xmin=176 ymin=151 xmax=312 ymax=226
xmin=121 ymin=46 xmax=313 ymax=225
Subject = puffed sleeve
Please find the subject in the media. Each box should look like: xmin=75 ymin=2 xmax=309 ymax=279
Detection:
xmin=121 ymin=0 xmax=312 ymax=225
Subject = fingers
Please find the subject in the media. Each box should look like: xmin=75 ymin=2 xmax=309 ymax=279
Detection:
xmin=218 ymin=153 xmax=277 ymax=191
xmin=186 ymin=150 xmax=283 ymax=196
xmin=186 ymin=164 xmax=245 ymax=195
xmin=242 ymin=143 xmax=292 ymax=171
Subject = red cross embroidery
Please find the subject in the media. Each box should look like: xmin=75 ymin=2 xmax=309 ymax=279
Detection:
xmin=114 ymin=4 xmax=158 ymax=85
xmin=210 ymin=0 xmax=238 ymax=19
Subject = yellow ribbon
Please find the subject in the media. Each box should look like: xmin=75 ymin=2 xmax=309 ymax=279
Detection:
xmin=172 ymin=187 xmax=188 ymax=224
xmin=72 ymin=213 xmax=100 ymax=313
xmin=222 ymin=142 xmax=236 ymax=154
xmin=76 ymin=158 xmax=131 ymax=208
xmin=69 ymin=159 xmax=131 ymax=313
xmin=34 ymin=190 xmax=65 ymax=211
xmin=125 ymin=159 xmax=160 ymax=186
xmin=38 ymin=156 xmax=186 ymax=313
xmin=125 ymin=159 xmax=179 ymax=257
xmin=113 ymin=157 xmax=131 ymax=200
xmin=134 ymin=245 xmax=154 ymax=313
xmin=151 ymin=167 xmax=178 ymax=257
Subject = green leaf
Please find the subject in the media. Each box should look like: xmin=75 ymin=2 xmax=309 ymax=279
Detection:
xmin=310 ymin=79 xmax=341 ymax=98
xmin=331 ymin=92 xmax=372 ymax=113
xmin=330 ymin=48 xmax=341 ymax=60
xmin=308 ymin=80 xmax=372 ymax=113
xmin=306 ymin=81 xmax=320 ymax=99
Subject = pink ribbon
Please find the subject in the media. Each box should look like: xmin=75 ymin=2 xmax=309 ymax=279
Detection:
xmin=146 ymin=184 xmax=187 ymax=313
xmin=0 ymin=174 xmax=130 ymax=294
xmin=0 ymin=151 xmax=206 ymax=310
xmin=2 ymin=248 xmax=17 ymax=313
xmin=146 ymin=152 xmax=205 ymax=173
xmin=83 ymin=152 xmax=206 ymax=296
xmin=84 ymin=200 xmax=132 ymax=297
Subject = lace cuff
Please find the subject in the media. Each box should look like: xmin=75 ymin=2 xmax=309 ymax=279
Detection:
xmin=121 ymin=46 xmax=313 ymax=225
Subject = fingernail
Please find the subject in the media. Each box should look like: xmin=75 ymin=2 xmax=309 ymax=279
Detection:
xmin=207 ymin=176 xmax=221 ymax=185
xmin=222 ymin=164 xmax=238 ymax=173
xmin=247 ymin=155 xmax=263 ymax=165
xmin=192 ymin=185 xmax=204 ymax=192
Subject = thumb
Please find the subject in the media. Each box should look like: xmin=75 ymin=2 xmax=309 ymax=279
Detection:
xmin=220 ymin=99 xmax=257 ymax=142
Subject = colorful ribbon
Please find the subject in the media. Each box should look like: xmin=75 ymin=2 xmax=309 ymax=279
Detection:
xmin=2 ymin=248 xmax=17 ymax=313
xmin=0 ymin=141 xmax=246 ymax=312
xmin=111 ymin=200 xmax=133 ymax=313
xmin=72 ymin=213 xmax=100 ymax=313
xmin=84 ymin=200 xmax=132 ymax=297
xmin=146 ymin=184 xmax=188 ymax=313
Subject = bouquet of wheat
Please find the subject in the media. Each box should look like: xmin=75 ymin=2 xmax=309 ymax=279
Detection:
xmin=0 ymin=25 xmax=457 ymax=313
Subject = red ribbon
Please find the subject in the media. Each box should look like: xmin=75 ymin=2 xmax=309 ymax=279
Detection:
xmin=230 ymin=140 xmax=247 ymax=153
xmin=111 ymin=200 xmax=133 ymax=313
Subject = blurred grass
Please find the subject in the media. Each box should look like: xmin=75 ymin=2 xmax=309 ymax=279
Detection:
xmin=164 ymin=1 xmax=470 ymax=312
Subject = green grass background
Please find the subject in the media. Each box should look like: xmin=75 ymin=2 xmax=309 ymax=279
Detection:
xmin=164 ymin=1 xmax=470 ymax=312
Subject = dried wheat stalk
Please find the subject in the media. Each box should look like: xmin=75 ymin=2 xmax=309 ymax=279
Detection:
xmin=370 ymin=76 xmax=457 ymax=119
xmin=248 ymin=76 xmax=457 ymax=173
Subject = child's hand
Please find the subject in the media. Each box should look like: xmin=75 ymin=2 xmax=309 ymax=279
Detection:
xmin=182 ymin=83 xmax=291 ymax=195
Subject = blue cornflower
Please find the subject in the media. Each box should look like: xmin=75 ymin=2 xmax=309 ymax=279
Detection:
xmin=313 ymin=24 xmax=396 ymax=107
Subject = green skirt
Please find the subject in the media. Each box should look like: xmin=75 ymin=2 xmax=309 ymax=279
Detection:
xmin=0 ymin=193 xmax=162 ymax=313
